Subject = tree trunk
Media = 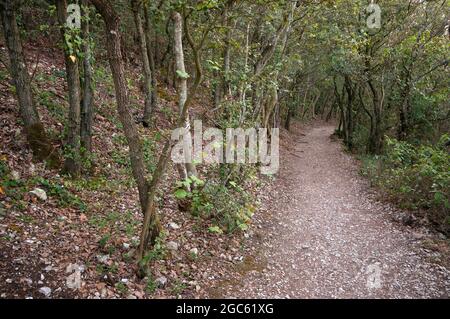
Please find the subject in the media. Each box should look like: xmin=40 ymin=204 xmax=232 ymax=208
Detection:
xmin=216 ymin=2 xmax=233 ymax=107
xmin=398 ymin=63 xmax=412 ymax=140
xmin=367 ymin=79 xmax=383 ymax=154
xmin=285 ymin=102 xmax=294 ymax=130
xmin=143 ymin=3 xmax=158 ymax=116
xmin=131 ymin=0 xmax=153 ymax=127
xmin=56 ymin=0 xmax=81 ymax=177
xmin=89 ymin=0 xmax=150 ymax=213
xmin=80 ymin=0 xmax=94 ymax=158
xmin=173 ymin=11 xmax=197 ymax=178
xmin=344 ymin=76 xmax=354 ymax=150
xmin=172 ymin=11 xmax=189 ymax=181
xmin=0 ymin=0 xmax=59 ymax=166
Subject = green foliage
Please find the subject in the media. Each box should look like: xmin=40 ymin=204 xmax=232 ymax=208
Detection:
xmin=139 ymin=232 xmax=167 ymax=267
xmin=176 ymin=70 xmax=190 ymax=79
xmin=174 ymin=172 xmax=256 ymax=233
xmin=37 ymin=90 xmax=66 ymax=123
xmin=362 ymin=136 xmax=450 ymax=234
xmin=115 ymin=281 xmax=128 ymax=295
xmin=0 ymin=161 xmax=85 ymax=212
xmin=145 ymin=275 xmax=158 ymax=294
xmin=170 ymin=279 xmax=187 ymax=296
xmin=110 ymin=136 xmax=156 ymax=174
xmin=34 ymin=177 xmax=87 ymax=211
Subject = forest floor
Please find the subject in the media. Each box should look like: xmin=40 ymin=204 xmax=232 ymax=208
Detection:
xmin=205 ymin=123 xmax=450 ymax=298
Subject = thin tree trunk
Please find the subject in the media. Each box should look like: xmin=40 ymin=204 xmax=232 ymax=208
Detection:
xmin=238 ymin=22 xmax=250 ymax=122
xmin=131 ymin=0 xmax=153 ymax=127
xmin=344 ymin=76 xmax=354 ymax=150
xmin=80 ymin=0 xmax=94 ymax=158
xmin=0 ymin=0 xmax=59 ymax=166
xmin=143 ymin=3 xmax=158 ymax=115
xmin=398 ymin=63 xmax=412 ymax=140
xmin=367 ymin=78 xmax=383 ymax=154
xmin=56 ymin=0 xmax=81 ymax=177
xmin=217 ymin=2 xmax=233 ymax=106
xmin=89 ymin=0 xmax=149 ymax=213
xmin=172 ymin=11 xmax=189 ymax=181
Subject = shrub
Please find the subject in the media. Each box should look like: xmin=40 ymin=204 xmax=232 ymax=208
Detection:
xmin=174 ymin=170 xmax=257 ymax=234
xmin=362 ymin=135 xmax=450 ymax=235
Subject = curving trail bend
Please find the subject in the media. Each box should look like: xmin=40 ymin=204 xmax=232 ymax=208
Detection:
xmin=216 ymin=124 xmax=450 ymax=299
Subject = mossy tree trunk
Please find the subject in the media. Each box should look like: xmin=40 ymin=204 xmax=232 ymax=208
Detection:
xmin=0 ymin=0 xmax=59 ymax=167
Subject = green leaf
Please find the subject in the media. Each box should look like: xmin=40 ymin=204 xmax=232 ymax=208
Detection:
xmin=208 ymin=226 xmax=223 ymax=234
xmin=238 ymin=223 xmax=248 ymax=231
xmin=176 ymin=70 xmax=190 ymax=79
xmin=174 ymin=189 xmax=188 ymax=199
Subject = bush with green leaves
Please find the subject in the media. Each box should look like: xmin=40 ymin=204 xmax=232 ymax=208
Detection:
xmin=362 ymin=135 xmax=450 ymax=234
xmin=174 ymin=173 xmax=256 ymax=233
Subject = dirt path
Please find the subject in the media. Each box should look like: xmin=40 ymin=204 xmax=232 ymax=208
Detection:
xmin=214 ymin=123 xmax=450 ymax=298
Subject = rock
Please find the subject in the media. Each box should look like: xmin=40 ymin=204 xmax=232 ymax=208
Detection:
xmin=96 ymin=255 xmax=109 ymax=264
xmin=123 ymin=242 xmax=130 ymax=250
xmin=30 ymin=188 xmax=47 ymax=201
xmin=189 ymin=247 xmax=198 ymax=256
xmin=39 ymin=286 xmax=52 ymax=297
xmin=156 ymin=276 xmax=167 ymax=288
xmin=127 ymin=294 xmax=137 ymax=299
xmin=412 ymin=232 xmax=425 ymax=240
xmin=66 ymin=263 xmax=85 ymax=290
xmin=29 ymin=164 xmax=36 ymax=176
xmin=167 ymin=241 xmax=179 ymax=251
xmin=169 ymin=222 xmax=180 ymax=230
xmin=24 ymin=278 xmax=33 ymax=285
xmin=66 ymin=272 xmax=81 ymax=290
xmin=437 ymin=233 xmax=447 ymax=240
xmin=11 ymin=170 xmax=20 ymax=180
xmin=6 ymin=278 xmax=12 ymax=284
xmin=66 ymin=263 xmax=85 ymax=273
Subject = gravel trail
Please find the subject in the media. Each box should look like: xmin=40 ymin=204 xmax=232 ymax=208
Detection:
xmin=218 ymin=124 xmax=450 ymax=299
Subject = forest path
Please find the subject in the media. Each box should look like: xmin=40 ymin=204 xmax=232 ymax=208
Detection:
xmin=214 ymin=123 xmax=450 ymax=298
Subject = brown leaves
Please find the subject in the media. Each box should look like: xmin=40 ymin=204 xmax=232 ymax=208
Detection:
xmin=79 ymin=213 xmax=88 ymax=223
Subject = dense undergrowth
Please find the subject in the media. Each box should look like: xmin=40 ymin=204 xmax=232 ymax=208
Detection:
xmin=360 ymin=135 xmax=450 ymax=235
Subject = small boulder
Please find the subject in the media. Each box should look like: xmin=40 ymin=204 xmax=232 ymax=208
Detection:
xmin=166 ymin=241 xmax=179 ymax=251
xmin=11 ymin=170 xmax=20 ymax=180
xmin=169 ymin=222 xmax=180 ymax=230
xmin=155 ymin=276 xmax=167 ymax=288
xmin=66 ymin=263 xmax=84 ymax=290
xmin=96 ymin=255 xmax=109 ymax=264
xmin=39 ymin=286 xmax=52 ymax=297
xmin=30 ymin=188 xmax=47 ymax=201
